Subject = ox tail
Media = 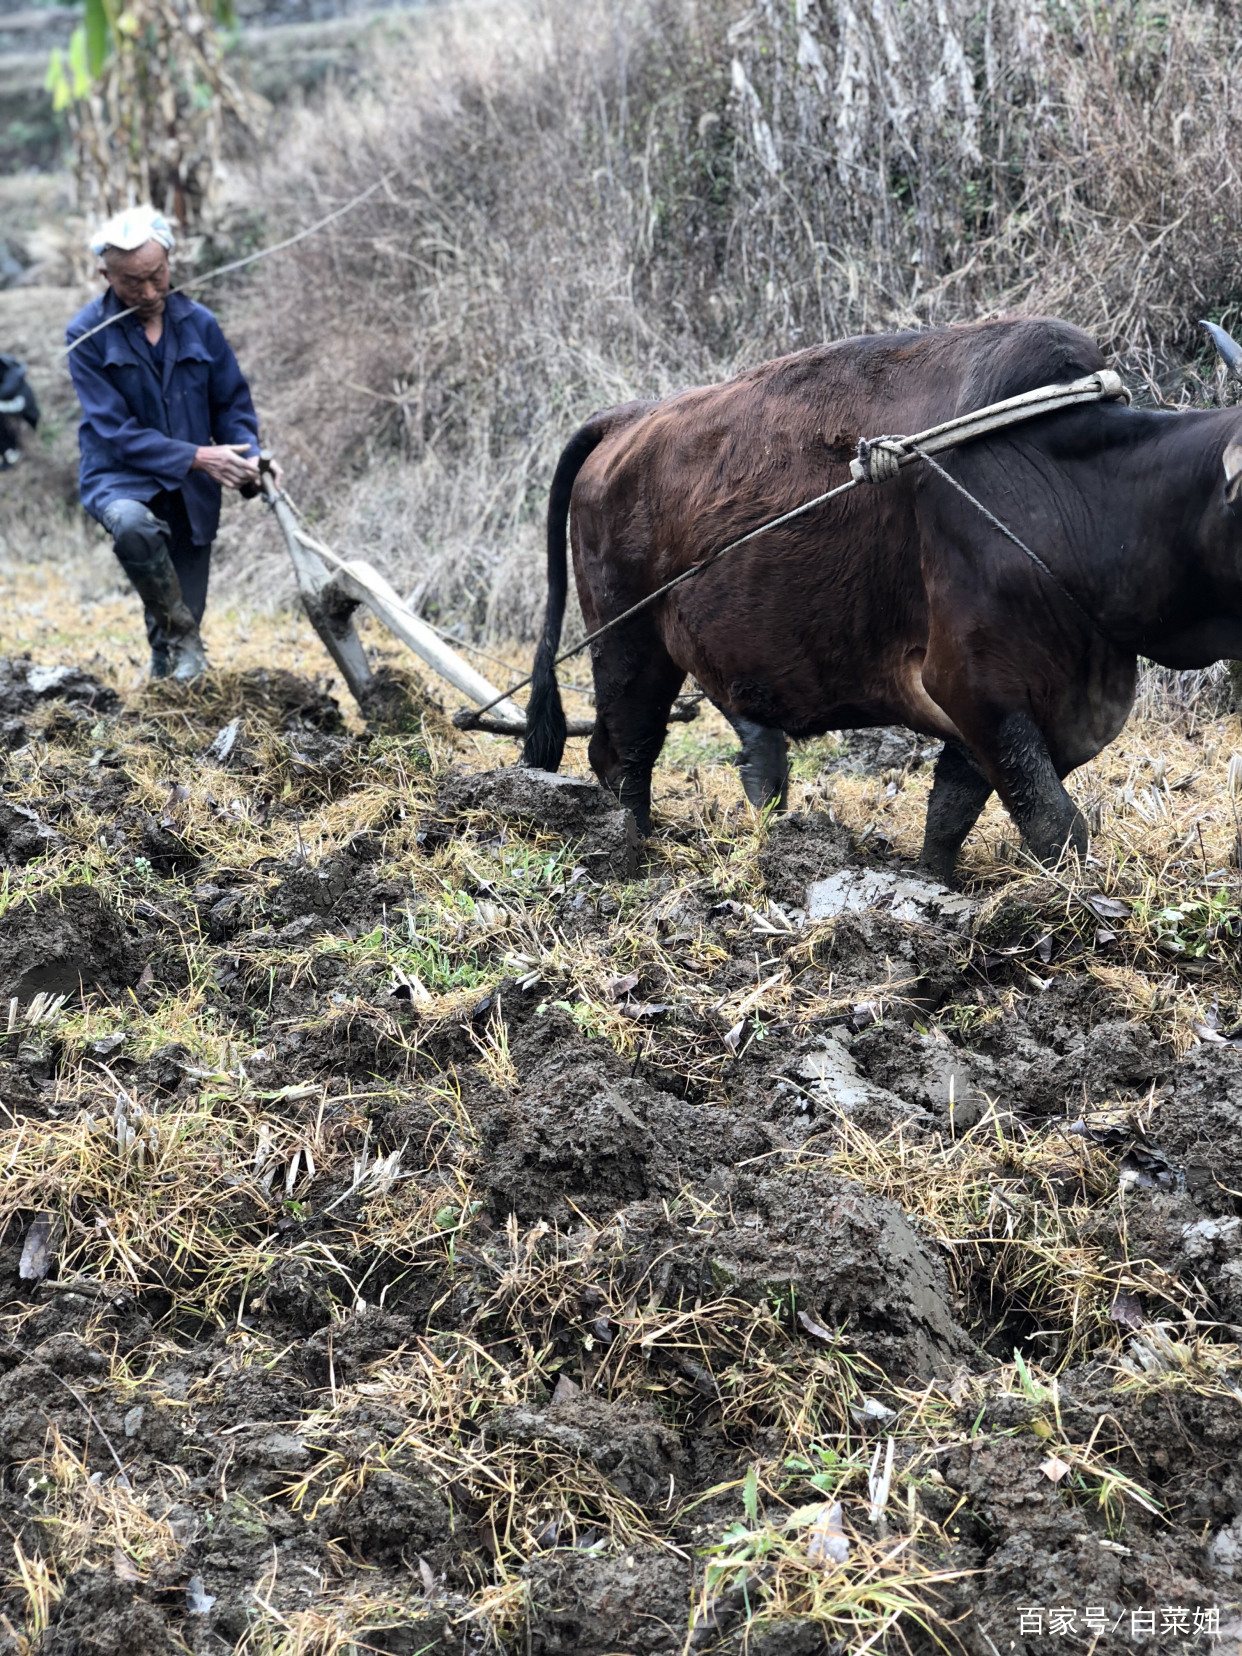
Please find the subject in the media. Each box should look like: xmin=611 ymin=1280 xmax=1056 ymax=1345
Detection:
xmin=522 ymin=416 xmax=612 ymax=773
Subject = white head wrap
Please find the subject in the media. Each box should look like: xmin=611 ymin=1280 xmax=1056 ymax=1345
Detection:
xmin=90 ymin=206 xmax=176 ymax=258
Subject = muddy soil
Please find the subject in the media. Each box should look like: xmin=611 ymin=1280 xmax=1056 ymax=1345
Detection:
xmin=0 ymin=680 xmax=1239 ymax=1655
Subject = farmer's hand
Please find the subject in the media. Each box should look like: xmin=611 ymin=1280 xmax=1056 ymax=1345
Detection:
xmin=239 ymin=455 xmax=285 ymax=501
xmin=191 ymin=443 xmax=261 ymax=489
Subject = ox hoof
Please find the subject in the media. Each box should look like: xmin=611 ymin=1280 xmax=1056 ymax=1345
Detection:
xmin=918 ymin=856 xmax=961 ymax=889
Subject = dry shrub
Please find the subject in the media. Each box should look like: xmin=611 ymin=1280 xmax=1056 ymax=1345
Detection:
xmin=227 ymin=0 xmax=1242 ymax=635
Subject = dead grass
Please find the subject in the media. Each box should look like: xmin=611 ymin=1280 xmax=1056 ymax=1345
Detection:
xmin=8 ymin=0 xmax=1242 ymax=1634
xmin=828 ymin=1107 xmax=1204 ymax=1367
xmin=0 ymin=560 xmax=1238 ymax=1648
xmin=209 ymin=0 xmax=1242 ymax=634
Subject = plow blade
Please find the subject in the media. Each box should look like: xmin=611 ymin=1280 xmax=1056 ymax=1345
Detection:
xmin=263 ymin=477 xmax=375 ymax=705
xmin=263 ymin=474 xmax=525 ymax=726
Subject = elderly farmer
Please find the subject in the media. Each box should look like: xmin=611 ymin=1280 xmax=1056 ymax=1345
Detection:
xmin=65 ymin=206 xmax=278 ymax=680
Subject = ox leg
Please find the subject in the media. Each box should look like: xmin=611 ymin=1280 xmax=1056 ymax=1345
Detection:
xmin=720 ymin=711 xmax=789 ymax=812
xmin=920 ymin=739 xmax=993 ymax=884
xmin=588 ymin=636 xmax=685 ymax=835
xmin=990 ymin=711 xmax=1088 ymax=867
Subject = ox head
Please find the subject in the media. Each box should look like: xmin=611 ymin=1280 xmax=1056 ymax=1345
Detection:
xmin=1201 ymin=322 xmax=1242 ymax=507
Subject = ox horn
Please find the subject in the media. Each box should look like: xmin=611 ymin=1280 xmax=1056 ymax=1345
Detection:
xmin=1201 ymin=319 xmax=1242 ymax=382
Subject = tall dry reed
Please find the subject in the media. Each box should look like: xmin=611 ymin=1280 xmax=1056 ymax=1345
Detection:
xmin=224 ymin=0 xmax=1242 ymax=637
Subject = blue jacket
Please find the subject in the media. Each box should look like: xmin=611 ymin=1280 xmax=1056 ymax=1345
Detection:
xmin=66 ymin=289 xmax=261 ymax=545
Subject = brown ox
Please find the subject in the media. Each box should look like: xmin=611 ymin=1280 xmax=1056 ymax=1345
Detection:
xmin=523 ymin=318 xmax=1242 ymax=881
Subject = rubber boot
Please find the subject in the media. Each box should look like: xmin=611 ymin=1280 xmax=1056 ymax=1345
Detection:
xmin=120 ymin=549 xmax=208 ymax=682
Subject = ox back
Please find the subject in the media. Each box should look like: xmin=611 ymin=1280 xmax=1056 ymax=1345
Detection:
xmin=523 ymin=318 xmax=1242 ymax=881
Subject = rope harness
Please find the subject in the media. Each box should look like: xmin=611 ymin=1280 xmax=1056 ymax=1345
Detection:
xmin=447 ymin=366 xmax=1129 ymax=729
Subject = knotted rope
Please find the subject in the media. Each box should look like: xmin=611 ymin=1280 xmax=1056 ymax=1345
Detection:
xmin=852 ymin=437 xmax=905 ymax=484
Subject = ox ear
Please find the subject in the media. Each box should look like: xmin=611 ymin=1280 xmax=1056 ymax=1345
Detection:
xmin=1225 ymin=442 xmax=1242 ymax=507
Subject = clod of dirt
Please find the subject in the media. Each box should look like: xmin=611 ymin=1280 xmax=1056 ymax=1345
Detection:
xmin=702 ymin=1167 xmax=975 ymax=1379
xmin=807 ymin=865 xmax=975 ymax=929
xmin=951 ymin=1011 xmax=1166 ymax=1120
xmin=42 ymin=1566 xmax=168 ymax=1656
xmin=170 ymin=1487 xmax=326 ymax=1643
xmin=840 ymin=998 xmax=1167 ymax=1129
xmin=0 ymin=884 xmax=140 ymax=1000
xmin=844 ymin=1023 xmax=994 ymax=1129
xmin=279 ymin=725 xmax=362 ymax=791
xmin=330 ymin=1465 xmax=453 ymax=1565
xmin=1209 ymin=1513 xmax=1242 ymax=1578
xmin=523 ymin=1548 xmax=691 ymax=1656
xmin=301 ymin=1307 xmax=432 ymax=1385
xmin=757 ymin=809 xmax=851 ymax=908
xmin=195 ymin=882 xmax=258 ymax=941
xmin=495 ymin=1392 xmax=683 ymax=1508
xmin=437 ymin=766 xmax=638 ymax=880
xmin=1155 ymin=1047 xmax=1242 ymax=1212
xmin=1178 ymin=1215 xmax=1242 ymax=1318
xmin=0 ymin=800 xmax=62 ymax=863
xmin=936 ymin=1392 xmax=1226 ymax=1640
xmin=790 ymin=1035 xmax=934 ymax=1132
xmin=796 ymin=906 xmax=966 ymax=1014
xmin=238 ymin=1430 xmax=311 ymax=1472
xmin=474 ymin=1048 xmax=777 ymax=1222
xmin=0 ymin=655 xmax=119 ymax=716
xmin=358 ymin=662 xmax=448 ymax=736
xmin=126 ymin=1042 xmax=196 ymax=1098
xmin=137 ymin=814 xmax=198 ymax=873
xmin=269 ymin=853 xmax=355 ymax=924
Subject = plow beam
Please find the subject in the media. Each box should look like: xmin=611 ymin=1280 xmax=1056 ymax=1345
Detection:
xmin=317 ymin=558 xmax=527 ymax=727
xmin=262 ymin=467 xmax=524 ymax=726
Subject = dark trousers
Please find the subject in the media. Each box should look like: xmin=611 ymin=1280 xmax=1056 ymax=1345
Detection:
xmin=0 ymin=414 xmax=21 ymax=467
xmin=101 ymin=491 xmax=211 ymax=666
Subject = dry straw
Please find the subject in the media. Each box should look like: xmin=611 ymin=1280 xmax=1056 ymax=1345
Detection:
xmin=230 ymin=0 xmax=1242 ymax=635
xmin=0 ymin=564 xmax=1238 ymax=1650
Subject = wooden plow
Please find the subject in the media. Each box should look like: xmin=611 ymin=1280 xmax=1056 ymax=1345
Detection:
xmin=261 ymin=461 xmax=599 ymax=736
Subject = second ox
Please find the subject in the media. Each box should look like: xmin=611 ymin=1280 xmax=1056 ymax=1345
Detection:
xmin=523 ymin=317 xmax=1242 ymax=882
